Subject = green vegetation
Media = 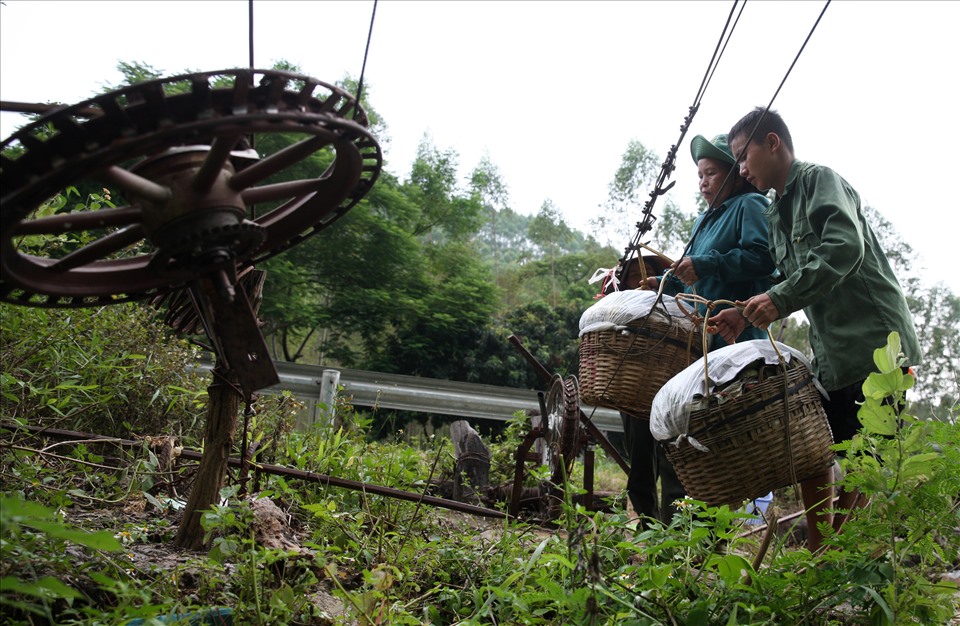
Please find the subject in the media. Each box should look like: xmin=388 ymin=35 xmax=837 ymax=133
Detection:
xmin=2 ymin=307 xmax=958 ymax=624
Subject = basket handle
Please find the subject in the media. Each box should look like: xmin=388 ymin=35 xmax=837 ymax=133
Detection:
xmin=674 ymin=295 xmax=788 ymax=393
xmin=678 ymin=295 xmax=801 ymax=488
xmin=649 ymin=271 xmax=703 ymax=365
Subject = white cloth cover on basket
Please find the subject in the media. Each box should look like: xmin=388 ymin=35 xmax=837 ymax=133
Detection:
xmin=578 ymin=290 xmax=693 ymax=337
xmin=649 ymin=339 xmax=826 ymax=450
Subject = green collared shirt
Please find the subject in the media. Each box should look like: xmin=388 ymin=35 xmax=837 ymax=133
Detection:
xmin=764 ymin=160 xmax=921 ymax=391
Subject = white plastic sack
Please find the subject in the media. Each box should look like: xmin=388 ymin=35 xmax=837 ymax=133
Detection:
xmin=578 ymin=290 xmax=694 ymax=337
xmin=649 ymin=339 xmax=825 ymax=448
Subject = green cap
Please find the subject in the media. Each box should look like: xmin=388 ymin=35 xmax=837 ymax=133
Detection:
xmin=690 ymin=133 xmax=735 ymax=166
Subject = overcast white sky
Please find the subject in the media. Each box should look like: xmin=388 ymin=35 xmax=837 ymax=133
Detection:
xmin=2 ymin=1 xmax=959 ymax=295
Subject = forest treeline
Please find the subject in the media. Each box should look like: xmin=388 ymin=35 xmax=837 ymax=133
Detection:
xmin=4 ymin=61 xmax=958 ymax=423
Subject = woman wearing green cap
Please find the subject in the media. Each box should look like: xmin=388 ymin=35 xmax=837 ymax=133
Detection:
xmin=629 ymin=132 xmax=776 ymax=526
xmin=649 ymin=132 xmax=776 ymax=346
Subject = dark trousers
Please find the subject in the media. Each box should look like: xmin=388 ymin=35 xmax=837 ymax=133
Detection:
xmin=621 ymin=412 xmax=686 ymax=524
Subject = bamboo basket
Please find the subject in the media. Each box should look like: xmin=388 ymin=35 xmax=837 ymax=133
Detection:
xmin=578 ymin=306 xmax=703 ymax=418
xmin=663 ymin=357 xmax=835 ymax=507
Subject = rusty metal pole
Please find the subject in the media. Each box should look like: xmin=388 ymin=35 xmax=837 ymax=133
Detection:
xmin=583 ymin=445 xmax=595 ymax=511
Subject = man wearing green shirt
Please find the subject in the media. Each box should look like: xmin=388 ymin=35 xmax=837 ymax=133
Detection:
xmin=709 ymin=107 xmax=921 ymax=552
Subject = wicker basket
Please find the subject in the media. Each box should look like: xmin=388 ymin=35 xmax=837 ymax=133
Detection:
xmin=663 ymin=358 xmax=835 ymax=507
xmin=579 ymin=307 xmax=703 ymax=418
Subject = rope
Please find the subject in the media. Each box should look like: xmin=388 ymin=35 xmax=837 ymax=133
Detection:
xmin=353 ymin=0 xmax=379 ymax=120
xmin=728 ymin=0 xmax=831 ymax=164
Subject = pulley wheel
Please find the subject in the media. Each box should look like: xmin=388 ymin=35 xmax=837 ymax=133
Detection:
xmin=1 ymin=68 xmax=382 ymax=307
xmin=541 ymin=374 xmax=583 ymax=482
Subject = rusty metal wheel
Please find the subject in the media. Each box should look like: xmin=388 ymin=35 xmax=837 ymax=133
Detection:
xmin=542 ymin=374 xmax=583 ymax=483
xmin=1 ymin=68 xmax=381 ymax=307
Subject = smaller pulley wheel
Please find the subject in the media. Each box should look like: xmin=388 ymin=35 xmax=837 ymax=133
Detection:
xmin=541 ymin=374 xmax=583 ymax=482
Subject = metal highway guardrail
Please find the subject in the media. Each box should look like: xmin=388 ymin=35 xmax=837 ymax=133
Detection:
xmin=192 ymin=358 xmax=624 ymax=433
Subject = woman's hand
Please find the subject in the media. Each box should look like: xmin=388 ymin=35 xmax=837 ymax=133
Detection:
xmin=671 ymin=257 xmax=699 ymax=286
xmin=642 ymin=276 xmax=660 ymax=291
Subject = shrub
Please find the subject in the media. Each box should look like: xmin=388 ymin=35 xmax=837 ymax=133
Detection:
xmin=0 ymin=302 xmax=208 ymax=438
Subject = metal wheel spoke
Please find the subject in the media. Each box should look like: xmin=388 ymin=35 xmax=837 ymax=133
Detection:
xmin=193 ymin=134 xmax=245 ymax=193
xmin=229 ymin=135 xmax=331 ymax=190
xmin=240 ymin=177 xmax=331 ymax=204
xmin=14 ymin=206 xmax=144 ymax=236
xmin=98 ymin=166 xmax=172 ymax=203
xmin=49 ymin=225 xmax=147 ymax=271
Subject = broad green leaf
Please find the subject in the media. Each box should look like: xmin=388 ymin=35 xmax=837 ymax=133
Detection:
xmin=901 ymin=373 xmax=915 ymax=391
xmin=142 ymin=492 xmax=166 ymax=511
xmin=0 ymin=497 xmax=56 ymax=522
xmin=0 ymin=575 xmax=81 ymax=600
xmin=726 ymin=605 xmax=740 ymax=626
xmin=872 ymin=331 xmax=902 ymax=373
xmin=26 ymin=521 xmax=121 ymax=551
xmin=900 ymin=452 xmax=940 ymax=482
xmin=858 ymin=401 xmax=898 ymax=436
xmin=860 ymin=585 xmax=894 ymax=624
xmin=648 ymin=564 xmax=670 ymax=589
xmin=862 ymin=370 xmax=903 ymax=400
xmin=687 ymin=606 xmax=710 ymax=626
xmin=902 ymin=423 xmax=925 ymax=451
xmin=712 ymin=554 xmax=754 ymax=587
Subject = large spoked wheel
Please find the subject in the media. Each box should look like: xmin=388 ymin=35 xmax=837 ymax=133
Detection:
xmin=0 ymin=69 xmax=382 ymax=307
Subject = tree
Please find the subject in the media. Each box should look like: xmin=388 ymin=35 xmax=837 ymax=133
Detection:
xmin=258 ymin=171 xmax=425 ymax=365
xmin=105 ymin=60 xmax=166 ymax=88
xmin=905 ymin=282 xmax=960 ymax=418
xmin=527 ymin=200 xmax=575 ymax=307
xmin=404 ymin=135 xmax=484 ymax=241
xmin=369 ymin=241 xmax=497 ymax=379
xmin=592 ymin=139 xmax=694 ymax=263
xmin=863 ymin=206 xmax=959 ymax=415
xmin=469 ymin=155 xmax=510 ymax=281
xmin=593 ymin=139 xmax=660 ymax=243
xmin=473 ymin=206 xmax=538 ymax=273
xmin=653 ymin=201 xmax=698 ymax=260
xmin=465 ymin=300 xmax=584 ymax=390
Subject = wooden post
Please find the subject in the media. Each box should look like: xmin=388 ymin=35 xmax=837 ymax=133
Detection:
xmin=173 ymin=270 xmax=268 ymax=550
xmin=174 ymin=371 xmax=241 ymax=549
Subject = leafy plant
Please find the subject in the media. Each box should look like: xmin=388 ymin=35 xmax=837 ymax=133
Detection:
xmin=200 ymin=493 xmax=326 ymax=625
xmin=1 ymin=302 xmax=208 ymax=438
xmin=2 ymin=331 xmax=957 ymax=624
xmin=825 ymin=331 xmax=960 ymax=624
xmin=0 ymin=495 xmax=122 ymax=622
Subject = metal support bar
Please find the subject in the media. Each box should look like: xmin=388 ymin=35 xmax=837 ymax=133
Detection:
xmin=190 ymin=357 xmax=625 ymax=433
xmin=6 ymin=423 xmax=507 ymax=520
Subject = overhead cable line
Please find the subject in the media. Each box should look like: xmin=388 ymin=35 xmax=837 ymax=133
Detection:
xmin=586 ymin=1 xmax=830 ymax=425
xmin=618 ymin=0 xmax=746 ymax=269
xmin=248 ymin=0 xmax=255 ymax=71
xmin=726 ymin=0 xmax=831 ymax=168
xmin=674 ymin=0 xmax=831 ymax=265
xmin=577 ymin=1 xmax=745 ymax=421
xmin=354 ymin=0 xmax=379 ymax=120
